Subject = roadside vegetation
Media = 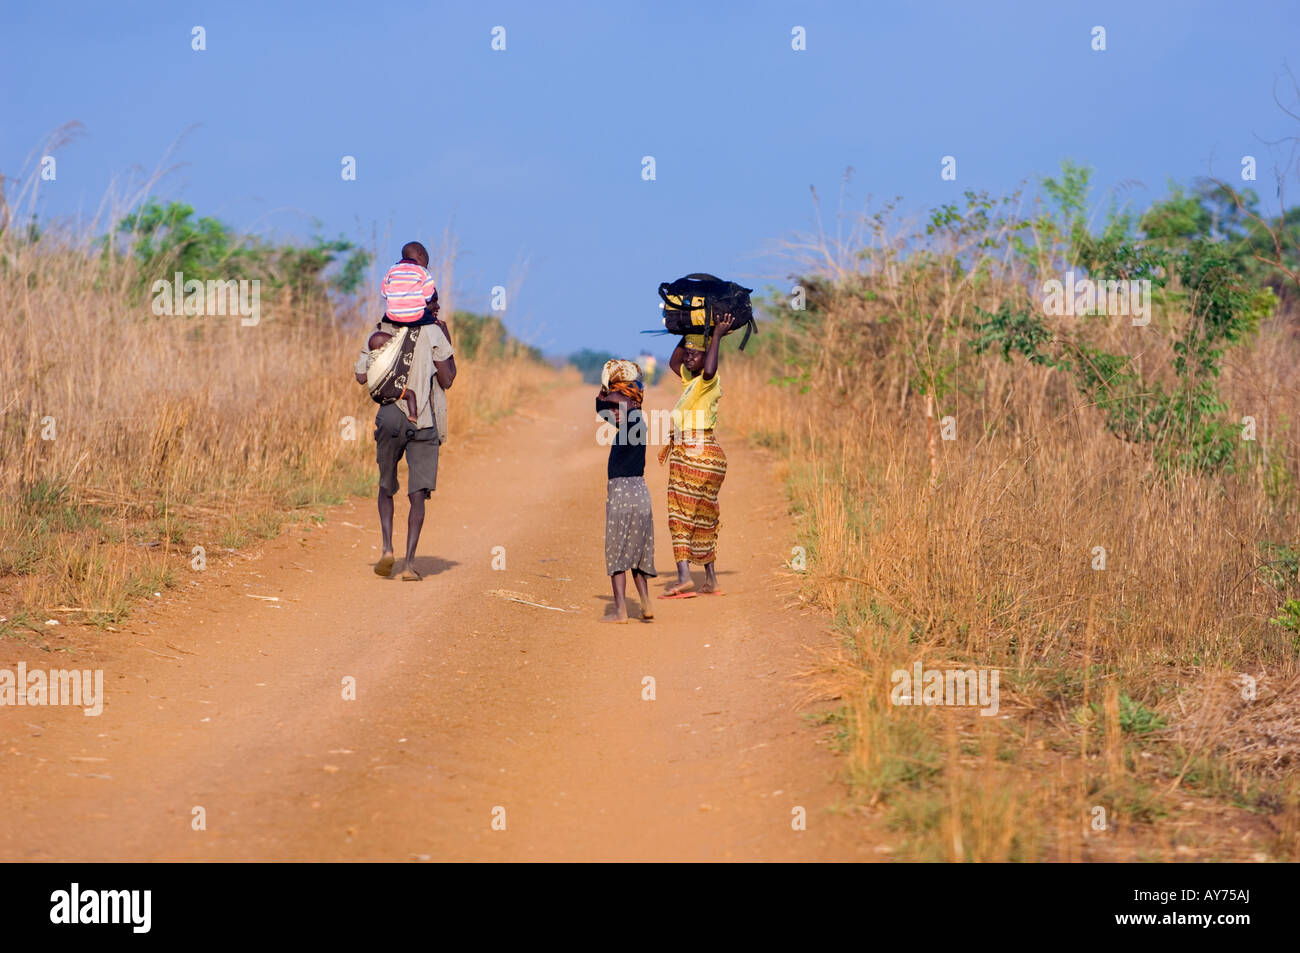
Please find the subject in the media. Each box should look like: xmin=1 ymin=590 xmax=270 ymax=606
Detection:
xmin=732 ymin=160 xmax=1300 ymax=860
xmin=0 ymin=178 xmax=554 ymax=639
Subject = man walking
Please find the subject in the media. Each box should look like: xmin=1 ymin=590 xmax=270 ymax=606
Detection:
xmin=353 ymin=245 xmax=456 ymax=581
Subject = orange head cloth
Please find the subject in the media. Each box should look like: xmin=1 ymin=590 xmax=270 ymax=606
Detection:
xmin=607 ymin=380 xmax=643 ymax=404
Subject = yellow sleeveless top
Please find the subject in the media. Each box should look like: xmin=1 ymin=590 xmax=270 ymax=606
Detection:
xmin=671 ymin=368 xmax=721 ymax=433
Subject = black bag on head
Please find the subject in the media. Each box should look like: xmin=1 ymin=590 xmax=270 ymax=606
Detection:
xmin=658 ymin=273 xmax=757 ymax=350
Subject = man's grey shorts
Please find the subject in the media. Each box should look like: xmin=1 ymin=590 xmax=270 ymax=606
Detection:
xmin=374 ymin=403 xmax=440 ymax=497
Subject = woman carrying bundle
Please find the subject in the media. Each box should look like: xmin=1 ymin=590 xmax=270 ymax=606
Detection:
xmin=660 ymin=314 xmax=732 ymax=597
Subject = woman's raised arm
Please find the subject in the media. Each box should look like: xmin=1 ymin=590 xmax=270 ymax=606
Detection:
xmin=702 ymin=314 xmax=732 ymax=381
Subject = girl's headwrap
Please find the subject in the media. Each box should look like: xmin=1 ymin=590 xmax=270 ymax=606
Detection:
xmin=600 ymin=359 xmax=644 ymax=404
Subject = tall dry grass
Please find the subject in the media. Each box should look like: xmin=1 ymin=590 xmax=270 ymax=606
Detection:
xmin=731 ymin=198 xmax=1300 ymax=860
xmin=0 ymin=225 xmax=556 ymax=632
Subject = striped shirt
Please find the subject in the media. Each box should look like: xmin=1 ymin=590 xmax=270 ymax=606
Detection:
xmin=381 ymin=259 xmax=437 ymax=321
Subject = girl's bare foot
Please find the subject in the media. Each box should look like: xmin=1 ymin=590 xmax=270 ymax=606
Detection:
xmin=631 ymin=572 xmax=653 ymax=620
xmin=665 ymin=579 xmax=694 ymax=595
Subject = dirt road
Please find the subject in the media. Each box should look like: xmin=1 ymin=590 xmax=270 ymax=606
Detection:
xmin=0 ymin=383 xmax=871 ymax=861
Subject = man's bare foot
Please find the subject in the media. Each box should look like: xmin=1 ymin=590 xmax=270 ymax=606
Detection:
xmin=400 ymin=564 xmax=422 ymax=582
xmin=374 ymin=553 xmax=395 ymax=577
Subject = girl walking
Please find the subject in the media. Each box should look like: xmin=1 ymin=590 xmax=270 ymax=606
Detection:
xmin=598 ymin=360 xmax=656 ymax=623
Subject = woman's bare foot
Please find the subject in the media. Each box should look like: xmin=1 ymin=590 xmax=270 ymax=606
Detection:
xmin=667 ymin=560 xmax=696 ymax=596
xmin=374 ymin=552 xmax=395 ymax=577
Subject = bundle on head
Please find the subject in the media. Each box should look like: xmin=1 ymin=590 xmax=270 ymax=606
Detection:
xmin=657 ymin=273 xmax=756 ymax=350
xmin=601 ymin=359 xmax=644 ymax=405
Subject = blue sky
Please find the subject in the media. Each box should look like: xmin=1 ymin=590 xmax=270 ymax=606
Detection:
xmin=3 ymin=0 xmax=1298 ymax=356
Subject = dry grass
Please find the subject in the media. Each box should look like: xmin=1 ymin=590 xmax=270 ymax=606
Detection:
xmin=0 ymin=232 xmax=557 ymax=634
xmin=729 ymin=224 xmax=1300 ymax=860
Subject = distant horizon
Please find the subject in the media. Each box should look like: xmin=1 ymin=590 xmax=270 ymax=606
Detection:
xmin=7 ymin=149 xmax=1288 ymax=366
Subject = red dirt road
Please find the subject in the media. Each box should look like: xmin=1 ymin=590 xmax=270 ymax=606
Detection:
xmin=0 ymin=383 xmax=872 ymax=861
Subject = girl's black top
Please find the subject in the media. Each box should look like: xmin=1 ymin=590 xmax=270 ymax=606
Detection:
xmin=602 ymin=405 xmax=647 ymax=479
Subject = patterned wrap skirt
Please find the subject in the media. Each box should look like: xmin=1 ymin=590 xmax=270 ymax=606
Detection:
xmin=605 ymin=476 xmax=657 ymax=577
xmin=664 ymin=429 xmax=727 ymax=565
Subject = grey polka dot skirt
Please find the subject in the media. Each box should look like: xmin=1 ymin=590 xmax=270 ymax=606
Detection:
xmin=605 ymin=476 xmax=657 ymax=577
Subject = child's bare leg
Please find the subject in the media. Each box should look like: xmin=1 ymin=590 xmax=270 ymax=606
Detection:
xmin=632 ymin=570 xmax=653 ymax=620
xmin=403 ymin=391 xmax=419 ymax=422
xmin=602 ymin=571 xmax=629 ymax=622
